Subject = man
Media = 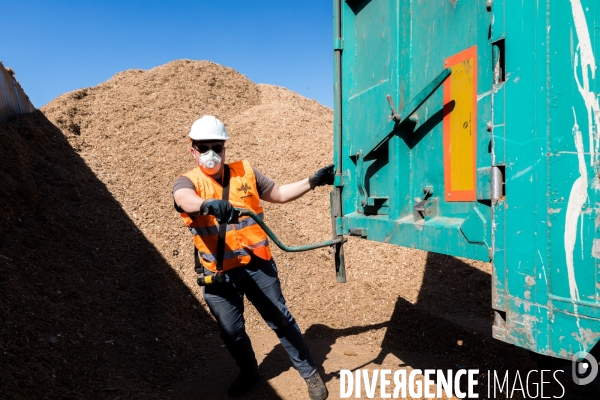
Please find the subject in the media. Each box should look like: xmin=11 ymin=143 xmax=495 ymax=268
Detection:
xmin=173 ymin=115 xmax=333 ymax=399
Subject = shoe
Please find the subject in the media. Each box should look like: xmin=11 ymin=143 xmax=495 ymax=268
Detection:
xmin=305 ymin=371 xmax=328 ymax=400
xmin=227 ymin=370 xmax=260 ymax=397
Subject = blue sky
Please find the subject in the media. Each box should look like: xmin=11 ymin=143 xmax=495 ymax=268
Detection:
xmin=1 ymin=0 xmax=333 ymax=108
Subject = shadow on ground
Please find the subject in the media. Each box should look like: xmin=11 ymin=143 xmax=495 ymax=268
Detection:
xmin=261 ymin=252 xmax=599 ymax=399
xmin=0 ymin=112 xmax=282 ymax=399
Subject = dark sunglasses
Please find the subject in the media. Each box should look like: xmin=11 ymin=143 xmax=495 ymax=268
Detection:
xmin=193 ymin=143 xmax=224 ymax=153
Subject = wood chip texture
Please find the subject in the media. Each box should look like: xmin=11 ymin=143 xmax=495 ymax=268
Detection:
xmin=0 ymin=60 xmax=499 ymax=399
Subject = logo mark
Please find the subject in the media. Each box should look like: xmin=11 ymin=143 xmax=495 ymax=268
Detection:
xmin=572 ymin=351 xmax=598 ymax=385
xmin=237 ymin=183 xmax=251 ymax=194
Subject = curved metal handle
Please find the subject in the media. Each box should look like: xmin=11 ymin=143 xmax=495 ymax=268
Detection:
xmin=368 ymin=67 xmax=452 ymax=154
xmin=235 ymin=208 xmax=346 ymax=252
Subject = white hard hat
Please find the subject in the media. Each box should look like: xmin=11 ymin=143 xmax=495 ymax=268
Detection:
xmin=188 ymin=115 xmax=229 ymax=141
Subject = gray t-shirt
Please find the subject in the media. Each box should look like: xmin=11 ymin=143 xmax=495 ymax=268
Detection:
xmin=172 ymin=166 xmax=275 ymax=206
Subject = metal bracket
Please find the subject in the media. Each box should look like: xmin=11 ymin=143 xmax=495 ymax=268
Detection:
xmin=335 ymin=217 xmax=344 ymax=236
xmin=348 ymin=228 xmax=368 ymax=238
xmin=365 ymin=196 xmax=389 ymax=215
xmin=414 ymin=197 xmax=438 ymax=222
xmin=356 ymin=151 xmax=367 ymax=212
xmin=386 ymin=94 xmax=400 ymax=121
xmin=386 ymin=95 xmax=420 ymax=125
xmin=367 ymin=196 xmax=388 ymax=207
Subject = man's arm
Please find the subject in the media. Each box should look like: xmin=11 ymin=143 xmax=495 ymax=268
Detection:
xmin=261 ymin=179 xmax=312 ymax=204
xmin=260 ymin=164 xmax=335 ymax=204
xmin=174 ymin=188 xmax=206 ymax=216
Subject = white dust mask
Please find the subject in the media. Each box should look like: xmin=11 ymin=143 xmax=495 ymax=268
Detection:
xmin=198 ymin=150 xmax=222 ymax=175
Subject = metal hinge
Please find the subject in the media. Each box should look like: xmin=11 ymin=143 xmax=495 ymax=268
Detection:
xmin=491 ymin=166 xmax=504 ymax=201
xmin=334 ymin=38 xmax=344 ymax=51
xmin=476 ymin=166 xmax=504 ymax=201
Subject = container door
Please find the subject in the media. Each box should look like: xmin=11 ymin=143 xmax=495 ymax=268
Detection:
xmin=338 ymin=0 xmax=495 ymax=261
xmin=489 ymin=0 xmax=600 ymax=358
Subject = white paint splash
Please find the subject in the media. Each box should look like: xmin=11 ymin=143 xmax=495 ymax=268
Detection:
xmin=564 ymin=109 xmax=588 ymax=301
xmin=571 ymin=0 xmax=600 ymax=166
xmin=477 ymin=89 xmax=492 ymax=101
xmin=511 ymin=165 xmax=532 ymax=180
xmin=581 ymin=213 xmax=585 ymax=259
xmin=538 ymin=249 xmax=548 ymax=283
xmin=510 ymin=157 xmax=543 ymax=181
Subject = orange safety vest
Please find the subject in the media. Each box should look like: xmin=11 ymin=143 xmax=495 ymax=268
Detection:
xmin=179 ymin=160 xmax=272 ymax=272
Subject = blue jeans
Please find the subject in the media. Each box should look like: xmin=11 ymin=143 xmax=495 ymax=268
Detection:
xmin=202 ymin=254 xmax=317 ymax=379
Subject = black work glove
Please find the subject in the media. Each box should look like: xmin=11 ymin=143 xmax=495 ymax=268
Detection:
xmin=199 ymin=200 xmax=235 ymax=224
xmin=308 ymin=164 xmax=335 ymax=190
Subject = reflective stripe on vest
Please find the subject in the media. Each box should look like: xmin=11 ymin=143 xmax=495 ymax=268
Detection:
xmin=198 ymin=238 xmax=270 ymax=262
xmin=199 ymin=248 xmax=249 ymax=263
xmin=188 ymin=213 xmax=265 ymax=236
xmin=244 ymin=238 xmax=269 ymax=251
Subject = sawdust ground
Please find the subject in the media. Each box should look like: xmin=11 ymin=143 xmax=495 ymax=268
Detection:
xmin=0 ymin=60 xmax=598 ymax=399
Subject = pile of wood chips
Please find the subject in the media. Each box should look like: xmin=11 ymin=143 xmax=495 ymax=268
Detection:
xmin=0 ymin=60 xmax=492 ymax=399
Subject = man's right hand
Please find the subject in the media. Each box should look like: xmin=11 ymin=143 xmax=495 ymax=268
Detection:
xmin=199 ymin=200 xmax=235 ymax=224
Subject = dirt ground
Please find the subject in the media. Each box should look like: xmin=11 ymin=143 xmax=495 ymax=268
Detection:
xmin=1 ymin=60 xmax=599 ymax=399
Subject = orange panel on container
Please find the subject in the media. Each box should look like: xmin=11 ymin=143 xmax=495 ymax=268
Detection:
xmin=443 ymin=46 xmax=477 ymax=202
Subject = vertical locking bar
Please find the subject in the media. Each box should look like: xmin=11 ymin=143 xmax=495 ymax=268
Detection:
xmin=333 ymin=0 xmax=346 ymax=283
xmin=356 ymin=151 xmax=367 ymax=213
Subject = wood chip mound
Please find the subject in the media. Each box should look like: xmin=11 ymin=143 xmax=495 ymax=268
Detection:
xmin=0 ymin=60 xmax=491 ymax=398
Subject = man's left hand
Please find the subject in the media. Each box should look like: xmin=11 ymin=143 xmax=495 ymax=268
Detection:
xmin=308 ymin=164 xmax=335 ymax=189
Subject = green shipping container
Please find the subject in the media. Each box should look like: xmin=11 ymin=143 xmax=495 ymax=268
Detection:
xmin=331 ymin=0 xmax=600 ymax=360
